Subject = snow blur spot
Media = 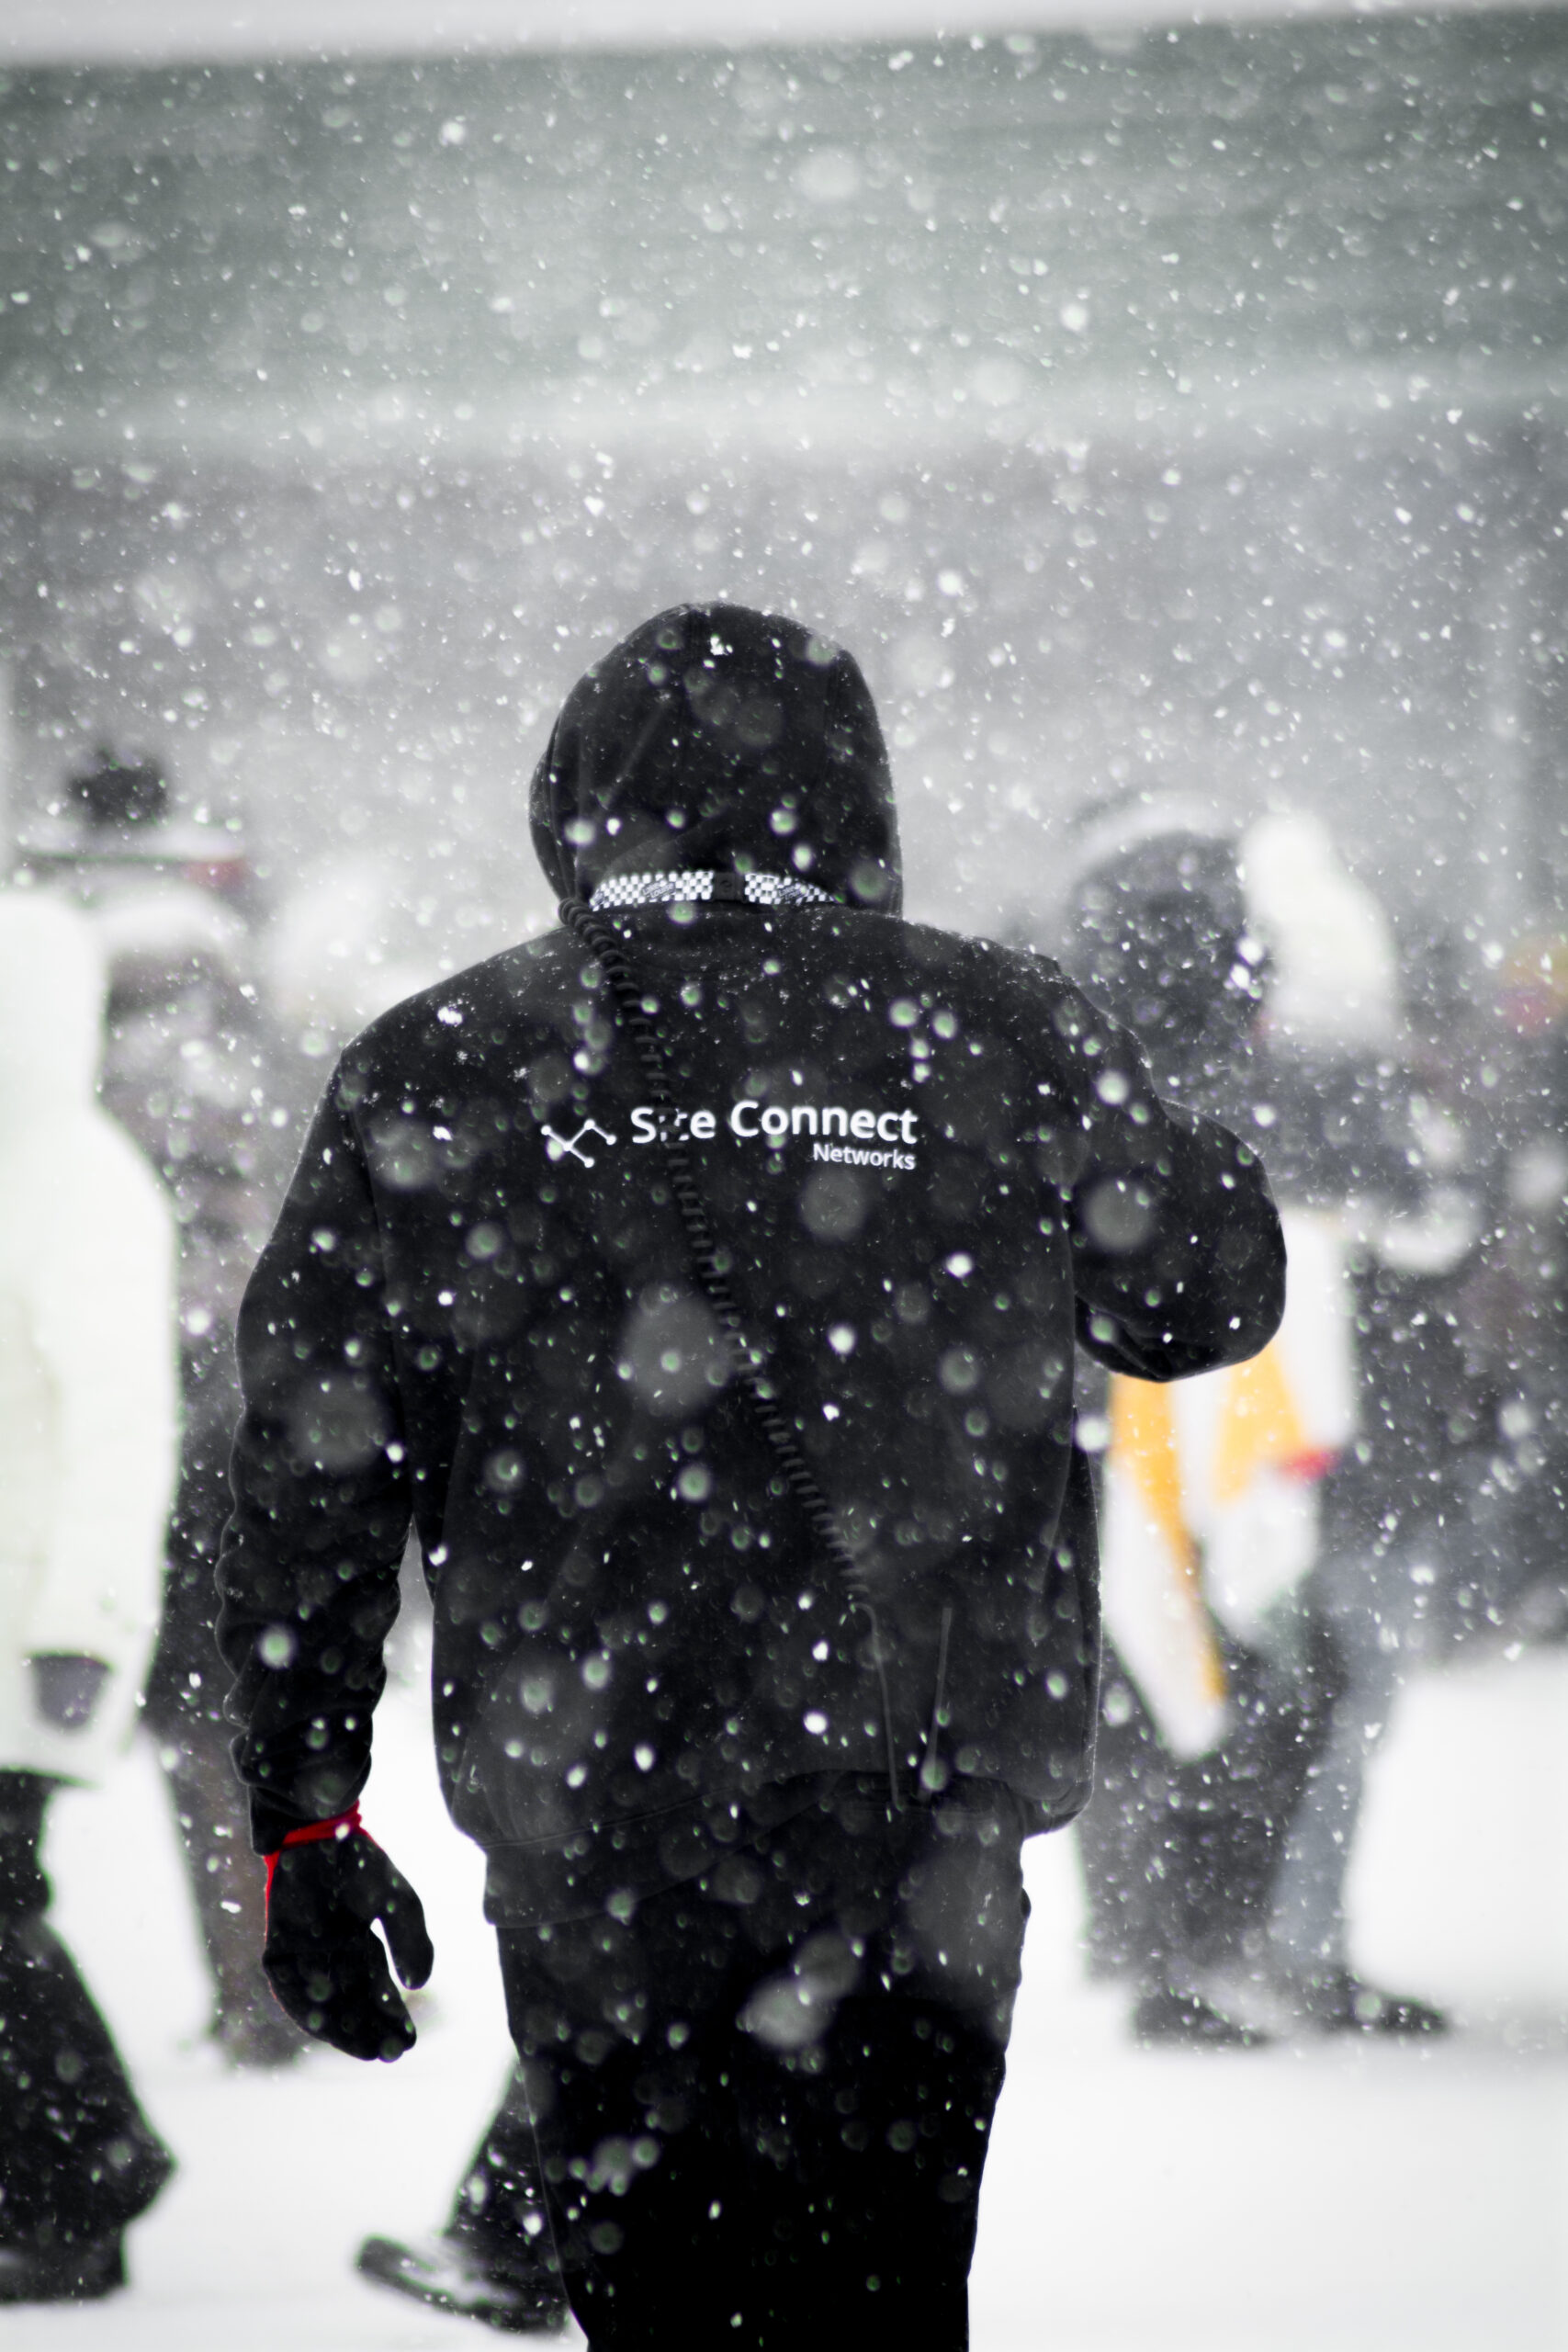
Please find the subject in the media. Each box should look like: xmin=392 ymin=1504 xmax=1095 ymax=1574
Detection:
xmin=799 ymin=1165 xmax=868 ymax=1243
xmin=620 ymin=1284 xmax=728 ymax=1418
xmin=795 ymin=148 xmax=862 ymax=206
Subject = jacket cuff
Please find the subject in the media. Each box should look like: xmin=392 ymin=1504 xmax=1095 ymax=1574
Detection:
xmin=249 ymin=1794 xmax=322 ymax=1856
xmin=265 ymin=1804 xmax=364 ymax=1860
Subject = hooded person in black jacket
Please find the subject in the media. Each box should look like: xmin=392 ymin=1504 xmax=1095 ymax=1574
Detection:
xmin=219 ymin=604 xmax=1283 ymax=2351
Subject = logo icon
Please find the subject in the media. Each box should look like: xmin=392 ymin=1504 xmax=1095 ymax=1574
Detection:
xmin=541 ymin=1118 xmax=618 ymax=1168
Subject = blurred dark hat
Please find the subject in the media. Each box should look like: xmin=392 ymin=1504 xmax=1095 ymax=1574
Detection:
xmin=1061 ymin=786 xmax=1262 ymax=1084
xmin=20 ymin=745 xmax=246 ymax=871
xmin=70 ymin=744 xmax=169 ymax=831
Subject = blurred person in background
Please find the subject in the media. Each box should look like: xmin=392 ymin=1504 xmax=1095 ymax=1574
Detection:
xmin=217 ymin=602 xmax=1283 ymax=2350
xmin=1368 ymin=926 xmax=1521 ymax=1653
xmin=1481 ymin=933 xmax=1568 ymax=1641
xmin=1059 ymin=797 xmax=1466 ymax=2042
xmin=1241 ymin=814 xmax=1476 ymax=2031
xmin=22 ymin=748 xmax=308 ymax=2067
xmin=1287 ymin=925 xmax=1560 ymax=1682
xmin=0 ymin=893 xmax=179 ymax=2303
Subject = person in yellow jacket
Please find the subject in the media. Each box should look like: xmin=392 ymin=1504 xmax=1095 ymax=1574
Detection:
xmin=1060 ymin=797 xmax=1451 ymax=2042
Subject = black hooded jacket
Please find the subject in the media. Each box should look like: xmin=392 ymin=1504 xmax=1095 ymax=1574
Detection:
xmin=218 ymin=605 xmax=1284 ymax=1924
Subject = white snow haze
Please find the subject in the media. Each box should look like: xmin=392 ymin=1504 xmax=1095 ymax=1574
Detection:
xmin=2 ymin=1 xmax=1566 ymax=2346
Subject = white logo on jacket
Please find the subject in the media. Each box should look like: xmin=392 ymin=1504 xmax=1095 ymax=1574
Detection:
xmin=542 ymin=1119 xmax=618 ymax=1167
xmin=629 ymin=1099 xmax=919 ymax=1155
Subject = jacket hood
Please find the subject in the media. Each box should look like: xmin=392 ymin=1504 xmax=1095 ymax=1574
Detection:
xmin=530 ymin=604 xmax=901 ymax=915
xmin=0 ymin=891 xmax=107 ymax=1125
xmin=1062 ymin=793 xmax=1258 ymax=1087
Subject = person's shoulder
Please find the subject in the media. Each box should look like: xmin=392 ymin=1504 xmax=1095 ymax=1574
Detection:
xmin=338 ymin=930 xmax=573 ymax=1080
xmin=888 ymin=915 xmax=1077 ymax=1012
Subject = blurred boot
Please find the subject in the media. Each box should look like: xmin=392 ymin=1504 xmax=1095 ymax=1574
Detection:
xmin=1280 ymin=1966 xmax=1449 ymax=2037
xmin=0 ymin=2234 xmax=127 ymax=2304
xmin=357 ymin=2063 xmax=569 ymax=2334
xmin=0 ymin=1772 xmax=173 ymax=2294
xmin=356 ymin=2233 xmax=568 ymax=2335
xmin=1132 ymin=1984 xmax=1269 ymax=2050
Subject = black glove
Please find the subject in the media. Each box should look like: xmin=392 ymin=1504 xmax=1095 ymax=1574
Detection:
xmin=30 ymin=1653 xmax=110 ymax=1730
xmin=263 ymin=1824 xmax=434 ymax=2063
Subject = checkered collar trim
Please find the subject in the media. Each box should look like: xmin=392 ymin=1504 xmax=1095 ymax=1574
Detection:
xmin=588 ymin=869 xmax=837 ymax=911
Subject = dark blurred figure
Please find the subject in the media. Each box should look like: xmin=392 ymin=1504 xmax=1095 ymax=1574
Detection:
xmin=23 ymin=748 xmax=308 ymax=2067
xmin=1261 ymin=918 xmax=1568 ymax=2015
xmin=355 ymin=2061 xmax=568 ymax=2334
xmin=1060 ymin=796 xmax=1461 ymax=2041
xmin=0 ymin=894 xmax=178 ymax=2301
xmin=1478 ymin=933 xmax=1568 ymax=1640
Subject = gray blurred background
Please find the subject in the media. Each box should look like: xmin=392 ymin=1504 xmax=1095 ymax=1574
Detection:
xmin=1 ymin=2 xmax=1564 ymax=987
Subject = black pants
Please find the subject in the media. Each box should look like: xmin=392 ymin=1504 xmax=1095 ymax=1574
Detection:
xmin=0 ymin=1771 xmax=173 ymax=2250
xmin=499 ymin=1778 xmax=1027 ymax=2352
xmin=1077 ymin=1627 xmax=1341 ymax=1989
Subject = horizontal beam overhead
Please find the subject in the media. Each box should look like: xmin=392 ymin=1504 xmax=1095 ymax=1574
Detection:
xmin=3 ymin=0 xmax=1559 ymax=69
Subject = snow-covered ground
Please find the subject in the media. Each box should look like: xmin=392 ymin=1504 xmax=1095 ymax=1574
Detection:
xmin=9 ymin=1642 xmax=1566 ymax=2352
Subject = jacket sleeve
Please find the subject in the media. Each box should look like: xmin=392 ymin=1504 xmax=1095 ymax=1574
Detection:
xmin=216 ymin=1069 xmax=411 ymax=1854
xmin=1043 ymin=980 xmax=1285 ymax=1385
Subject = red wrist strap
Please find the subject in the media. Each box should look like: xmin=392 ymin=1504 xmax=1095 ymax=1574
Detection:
xmin=264 ymin=1803 xmax=364 ymax=1900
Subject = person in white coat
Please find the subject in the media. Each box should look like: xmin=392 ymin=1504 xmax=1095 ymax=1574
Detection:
xmin=25 ymin=751 xmax=310 ymax=2067
xmin=0 ymin=891 xmax=181 ymax=2304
